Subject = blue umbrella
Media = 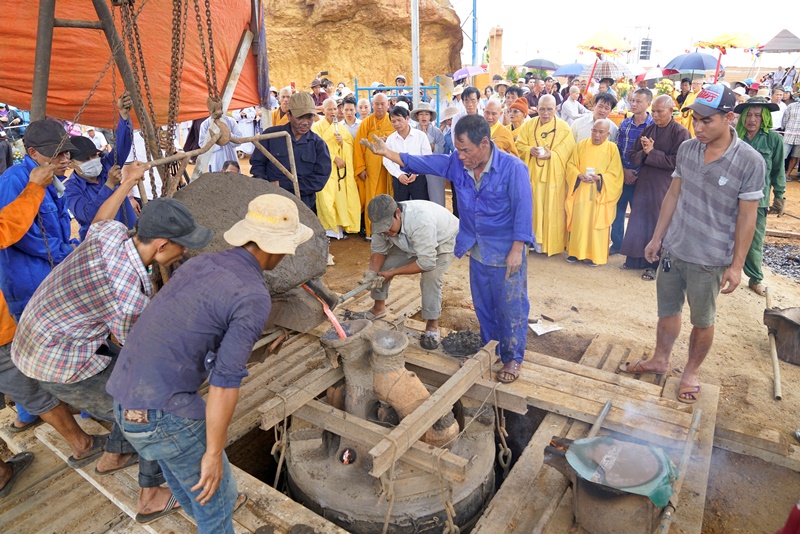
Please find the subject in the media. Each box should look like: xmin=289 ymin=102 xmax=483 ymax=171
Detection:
xmin=453 ymin=65 xmax=487 ymax=81
xmin=664 ymin=52 xmax=718 ymax=72
xmin=553 ymin=63 xmax=588 ymax=77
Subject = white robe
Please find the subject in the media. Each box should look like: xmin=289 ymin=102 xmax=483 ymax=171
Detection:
xmin=199 ymin=116 xmax=242 ymax=173
xmin=234 ymin=107 xmax=257 ymax=154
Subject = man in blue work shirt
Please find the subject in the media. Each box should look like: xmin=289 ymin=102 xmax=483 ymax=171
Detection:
xmin=0 ymin=119 xmax=79 ymax=320
xmin=65 ymin=91 xmax=137 ymax=241
xmin=361 ymin=115 xmax=533 ymax=383
xmin=250 ymin=92 xmax=331 ymax=212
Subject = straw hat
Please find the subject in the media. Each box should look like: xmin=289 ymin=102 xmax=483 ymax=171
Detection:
xmin=224 ymin=194 xmax=313 ymax=255
xmin=409 ymin=102 xmax=437 ymax=121
xmin=440 ymin=106 xmax=460 ymax=122
xmin=452 ymin=85 xmax=465 ymax=97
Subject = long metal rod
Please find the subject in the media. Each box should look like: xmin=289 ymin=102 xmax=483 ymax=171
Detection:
xmin=92 ymin=0 xmax=165 ymax=203
xmin=587 ymin=400 xmax=612 ymax=438
xmin=766 ymin=288 xmax=783 ymax=400
xmin=31 ymin=0 xmax=56 ymax=120
xmin=336 ymin=281 xmax=372 ymax=306
xmin=53 ymin=18 xmax=103 ymax=29
xmin=657 ymin=408 xmax=703 ymax=534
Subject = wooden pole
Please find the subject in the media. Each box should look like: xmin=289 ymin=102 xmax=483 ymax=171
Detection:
xmin=766 ymin=288 xmax=783 ymax=401
xmin=31 ymin=0 xmax=56 ymax=121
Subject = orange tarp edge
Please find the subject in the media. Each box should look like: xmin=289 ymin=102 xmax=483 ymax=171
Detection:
xmin=0 ymin=0 xmax=260 ymax=129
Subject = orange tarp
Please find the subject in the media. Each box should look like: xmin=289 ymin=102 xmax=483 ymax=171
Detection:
xmin=0 ymin=0 xmax=260 ymax=129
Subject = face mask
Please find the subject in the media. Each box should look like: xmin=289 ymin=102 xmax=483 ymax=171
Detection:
xmin=79 ymin=158 xmax=103 ymax=178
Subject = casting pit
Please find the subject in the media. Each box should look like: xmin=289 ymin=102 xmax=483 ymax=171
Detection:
xmin=286 ymin=321 xmax=496 ymax=533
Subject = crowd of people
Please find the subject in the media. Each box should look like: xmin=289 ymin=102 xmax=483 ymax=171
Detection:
xmin=0 ymin=66 xmax=795 ymax=531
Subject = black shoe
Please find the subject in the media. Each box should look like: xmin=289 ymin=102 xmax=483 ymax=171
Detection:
xmin=609 ymin=248 xmax=620 ymax=256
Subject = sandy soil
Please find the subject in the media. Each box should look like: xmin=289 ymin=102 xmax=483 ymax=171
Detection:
xmin=322 ymin=180 xmax=800 ymax=533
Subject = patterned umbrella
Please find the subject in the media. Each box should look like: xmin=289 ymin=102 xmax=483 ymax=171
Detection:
xmin=635 ymin=68 xmax=679 ymax=83
xmin=577 ymin=32 xmax=633 ymax=94
xmin=579 ymin=60 xmax=632 ymax=80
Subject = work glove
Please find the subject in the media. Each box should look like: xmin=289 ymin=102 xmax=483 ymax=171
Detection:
xmin=359 ymin=269 xmax=384 ymax=290
xmin=769 ymin=197 xmax=786 ymax=216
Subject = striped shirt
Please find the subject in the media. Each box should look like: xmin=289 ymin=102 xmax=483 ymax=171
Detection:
xmin=616 ymin=113 xmax=653 ymax=169
xmin=12 ymin=220 xmax=152 ymax=383
xmin=664 ymin=128 xmax=765 ymax=266
xmin=781 ymin=102 xmax=800 ymax=145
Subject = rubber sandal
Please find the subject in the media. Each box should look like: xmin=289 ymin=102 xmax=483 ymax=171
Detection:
xmin=0 ymin=451 xmax=34 ymax=499
xmin=420 ymin=331 xmax=440 ymax=350
xmin=677 ymin=384 xmax=701 ymax=405
xmin=135 ymin=493 xmax=181 ymax=524
xmin=497 ymin=361 xmax=521 ymax=384
xmin=6 ymin=418 xmax=41 ymax=434
xmin=618 ymin=359 xmax=665 ymax=375
xmin=347 ymin=310 xmax=386 ymax=321
xmin=95 ymin=453 xmax=139 ymax=476
xmin=67 ymin=434 xmax=107 ymax=469
xmin=234 ymin=492 xmax=248 ymax=515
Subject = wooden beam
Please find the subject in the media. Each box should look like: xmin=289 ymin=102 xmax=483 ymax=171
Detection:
xmin=259 ymin=366 xmax=344 ymax=431
xmin=31 ymin=0 xmax=56 ymax=120
xmin=294 ymin=399 xmax=468 ymax=482
xmin=191 ymin=29 xmax=253 ymax=181
xmin=766 ymin=229 xmax=800 ymax=239
xmin=714 ymin=414 xmax=788 ymax=456
xmin=368 ymin=341 xmax=496 ymax=478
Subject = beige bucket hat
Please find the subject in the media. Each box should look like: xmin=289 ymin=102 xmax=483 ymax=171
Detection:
xmin=224 ymin=194 xmax=314 ymax=254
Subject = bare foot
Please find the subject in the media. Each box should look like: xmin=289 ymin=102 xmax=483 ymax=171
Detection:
xmin=138 ymin=486 xmax=180 ymax=515
xmin=0 ymin=462 xmax=12 ymax=489
xmin=96 ymin=452 xmax=136 ymax=473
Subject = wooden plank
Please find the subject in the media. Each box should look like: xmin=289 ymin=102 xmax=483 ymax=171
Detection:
xmin=368 ymin=341 xmax=496 ymax=478
xmin=714 ymin=413 xmax=789 ymax=456
xmin=663 ymin=377 xmax=720 ymax=534
xmin=713 ymin=436 xmax=800 ymax=472
xmin=766 ymin=229 xmax=800 ymax=239
xmin=294 ymin=399 xmax=468 ymax=482
xmin=259 ymin=365 xmax=344 ymax=431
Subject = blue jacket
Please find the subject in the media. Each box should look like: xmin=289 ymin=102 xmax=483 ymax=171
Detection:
xmin=401 ymin=144 xmax=533 ymax=265
xmin=249 ymin=123 xmax=331 ymax=211
xmin=0 ymin=156 xmax=77 ymax=316
xmin=65 ymin=117 xmax=135 ymax=241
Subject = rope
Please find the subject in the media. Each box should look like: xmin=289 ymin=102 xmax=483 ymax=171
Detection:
xmin=271 ymin=391 xmax=290 ymax=488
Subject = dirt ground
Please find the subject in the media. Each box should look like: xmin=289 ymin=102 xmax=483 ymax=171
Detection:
xmin=322 ymin=179 xmax=800 ymax=533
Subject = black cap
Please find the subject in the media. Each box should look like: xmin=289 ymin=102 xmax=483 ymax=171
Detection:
xmin=136 ymin=198 xmax=212 ymax=249
xmin=681 ymin=84 xmax=736 ymax=118
xmin=71 ymin=136 xmax=100 ymax=162
xmin=23 ymin=119 xmax=78 ymax=157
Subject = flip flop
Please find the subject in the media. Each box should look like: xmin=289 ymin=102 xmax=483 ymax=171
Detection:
xmin=0 ymin=451 xmax=34 ymax=499
xmin=497 ymin=361 xmax=521 ymax=384
xmin=677 ymin=384 xmax=701 ymax=404
xmin=347 ymin=310 xmax=386 ymax=321
xmin=135 ymin=492 xmax=181 ymax=524
xmin=95 ymin=453 xmax=139 ymax=476
xmin=6 ymin=418 xmax=42 ymax=434
xmin=67 ymin=434 xmax=108 ymax=469
xmin=234 ymin=492 xmax=248 ymax=515
xmin=618 ymin=359 xmax=664 ymax=375
xmin=642 ymin=268 xmax=656 ymax=281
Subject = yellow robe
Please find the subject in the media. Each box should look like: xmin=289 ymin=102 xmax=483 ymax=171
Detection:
xmin=271 ymin=108 xmax=290 ymax=127
xmin=516 ymin=117 xmax=575 ymax=256
xmin=312 ymin=118 xmax=361 ymax=233
xmin=354 ymin=113 xmax=393 ymax=235
xmin=679 ymin=91 xmax=698 ymax=138
xmin=490 ymin=122 xmax=519 ymax=157
xmin=565 ymin=139 xmax=623 ymax=265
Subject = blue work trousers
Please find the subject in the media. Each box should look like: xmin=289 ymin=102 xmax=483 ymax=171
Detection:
xmin=611 ymin=182 xmax=636 ymax=251
xmin=114 ymin=404 xmax=238 ymax=534
xmin=469 ymin=256 xmax=529 ymax=364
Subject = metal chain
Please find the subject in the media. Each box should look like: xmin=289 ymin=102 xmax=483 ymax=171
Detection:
xmin=495 ymin=405 xmax=513 ymax=478
xmin=203 ymin=0 xmax=218 ymax=97
xmin=37 ymin=216 xmax=55 ymax=270
xmin=192 ymin=0 xmax=214 ymax=98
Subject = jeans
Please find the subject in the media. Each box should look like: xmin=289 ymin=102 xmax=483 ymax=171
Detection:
xmin=611 ymin=182 xmax=636 ymax=251
xmin=40 ymin=345 xmax=164 ymax=488
xmin=115 ymin=404 xmax=238 ymax=534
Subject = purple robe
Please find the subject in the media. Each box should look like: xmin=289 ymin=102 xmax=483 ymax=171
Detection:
xmin=620 ymin=119 xmax=690 ymax=267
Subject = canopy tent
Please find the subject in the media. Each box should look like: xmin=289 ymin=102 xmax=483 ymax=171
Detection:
xmin=760 ymin=29 xmax=800 ymax=54
xmin=0 ymin=0 xmax=260 ymax=129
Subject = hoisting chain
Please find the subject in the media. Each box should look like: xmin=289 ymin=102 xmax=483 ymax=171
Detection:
xmin=192 ymin=0 xmax=217 ymax=99
xmin=494 ymin=399 xmax=513 ymax=479
xmin=203 ymin=0 xmax=219 ymax=98
xmin=160 ymin=0 xmax=189 ymax=197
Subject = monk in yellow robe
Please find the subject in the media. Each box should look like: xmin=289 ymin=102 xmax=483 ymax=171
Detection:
xmin=516 ymin=94 xmax=575 ymax=255
xmin=565 ymin=118 xmax=623 ymax=265
xmin=312 ymin=99 xmax=361 ymax=237
xmin=270 ymin=87 xmax=292 ymax=127
xmin=678 ymin=79 xmax=703 ymax=137
xmin=483 ymin=100 xmax=519 ymax=157
xmin=354 ymin=93 xmax=393 ymax=235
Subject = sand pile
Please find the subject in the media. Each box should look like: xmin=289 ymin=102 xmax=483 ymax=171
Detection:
xmin=173 ymin=172 xmax=328 ymax=294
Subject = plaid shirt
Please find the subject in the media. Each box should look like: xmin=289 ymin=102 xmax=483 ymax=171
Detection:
xmin=12 ymin=220 xmax=153 ymax=383
xmin=616 ymin=113 xmax=653 ymax=169
xmin=782 ymin=102 xmax=800 ymax=145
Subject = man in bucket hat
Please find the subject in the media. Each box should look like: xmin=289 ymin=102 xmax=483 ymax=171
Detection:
xmin=12 ymin=185 xmax=211 ymax=523
xmin=733 ymin=96 xmax=786 ymax=296
xmin=107 ymin=194 xmax=313 ymax=533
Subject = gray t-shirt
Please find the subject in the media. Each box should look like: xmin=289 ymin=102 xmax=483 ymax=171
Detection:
xmin=664 ymin=128 xmax=765 ymax=266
